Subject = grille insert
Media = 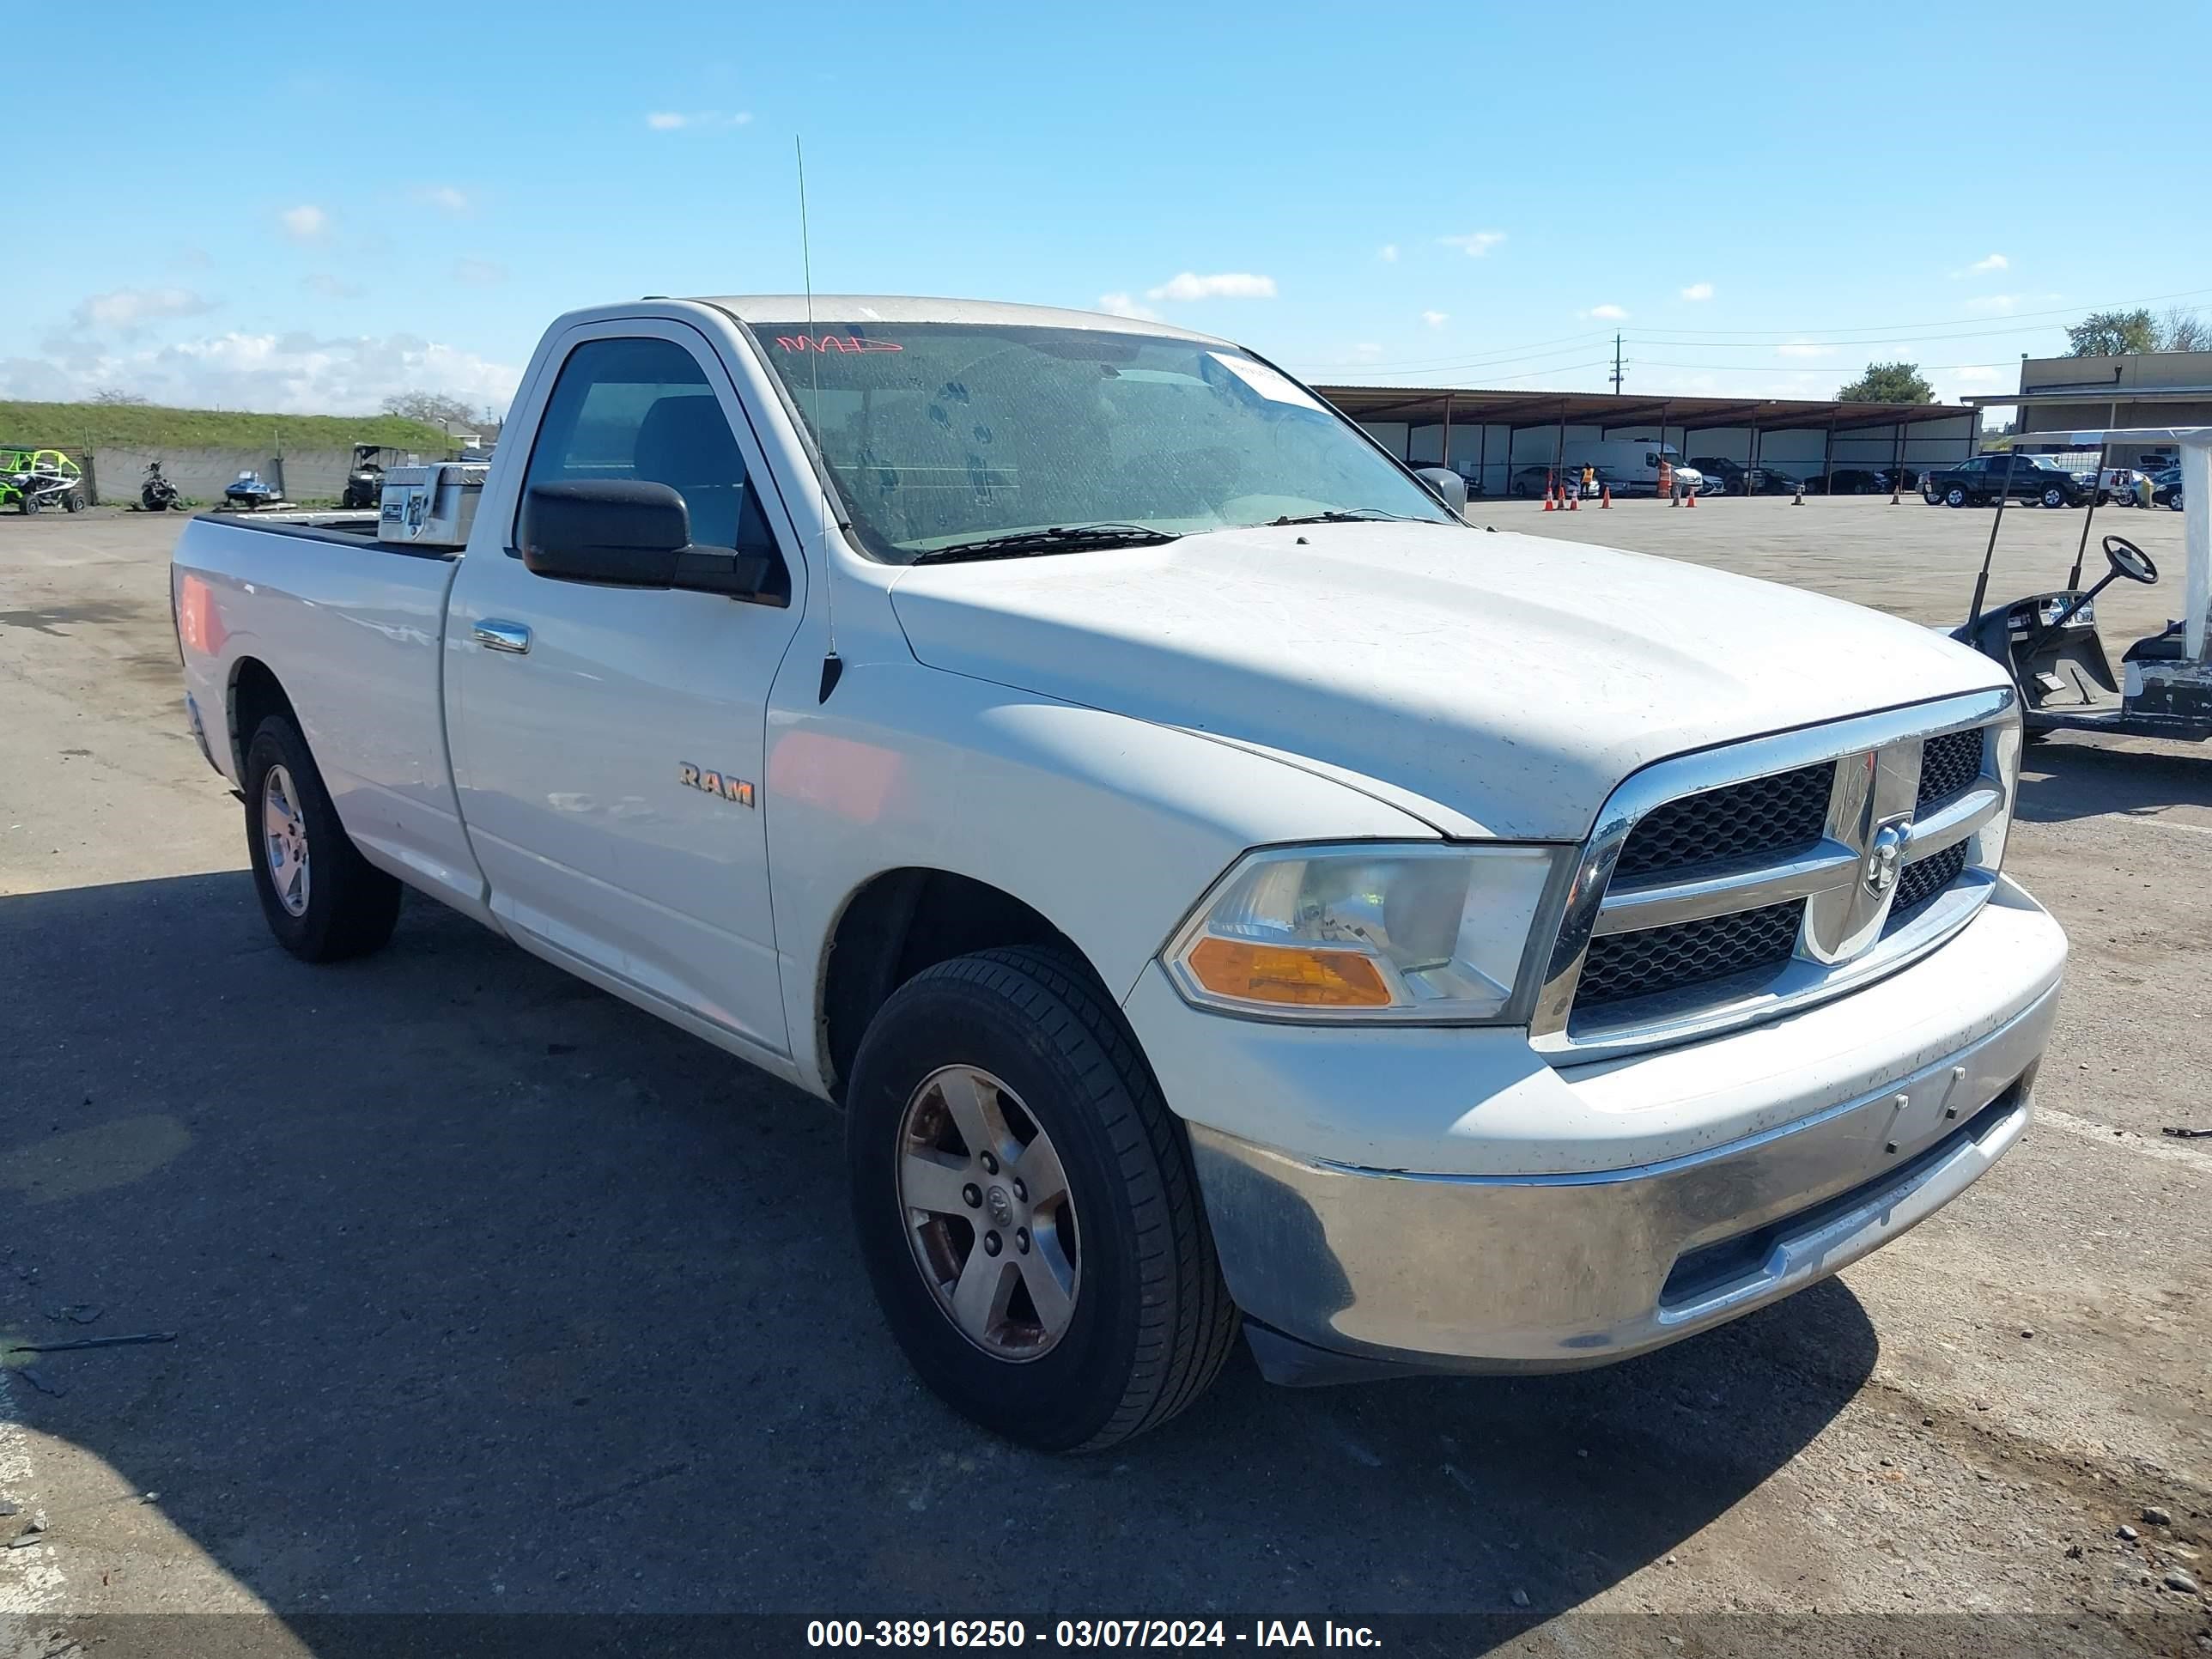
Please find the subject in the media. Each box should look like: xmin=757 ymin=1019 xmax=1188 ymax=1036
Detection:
xmin=1576 ymin=901 xmax=1805 ymax=1011
xmin=1887 ymin=842 xmax=1968 ymax=927
xmin=1613 ymin=762 xmax=1835 ymax=880
xmin=1917 ymin=729 xmax=1984 ymax=809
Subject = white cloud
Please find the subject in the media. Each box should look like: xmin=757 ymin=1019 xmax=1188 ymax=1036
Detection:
xmin=454 ymin=258 xmax=507 ymax=286
xmin=71 ymin=287 xmax=216 ymax=332
xmin=1680 ymin=282 xmax=1714 ymax=301
xmin=645 ymin=110 xmax=752 ymax=131
xmin=278 ymin=204 xmax=330 ymax=242
xmin=1438 ymin=231 xmax=1506 ymax=258
xmin=1377 ymin=244 xmax=1398 ymax=263
xmin=1420 ymin=310 xmax=1449 ymax=330
xmin=1587 ymin=303 xmax=1627 ymax=320
xmin=1145 ymin=271 xmax=1277 ymax=302
xmin=416 ymin=185 xmax=471 ymax=213
xmin=1966 ymin=294 xmax=2021 ymax=313
xmin=1949 ymin=252 xmax=2010 ymax=278
xmin=1951 ymin=365 xmax=2006 ymax=384
xmin=0 ymin=330 xmax=521 ymax=415
xmin=1097 ymin=291 xmax=1160 ymax=321
xmin=1776 ymin=341 xmax=1835 ymax=357
xmin=303 ymin=273 xmax=363 ymax=300
xmin=1351 ymin=343 xmax=1382 ymax=361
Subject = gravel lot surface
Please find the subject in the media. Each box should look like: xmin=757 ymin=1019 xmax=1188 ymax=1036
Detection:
xmin=3 ymin=503 xmax=2207 ymax=1656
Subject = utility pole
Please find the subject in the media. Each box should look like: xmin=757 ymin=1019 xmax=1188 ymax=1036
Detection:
xmin=1609 ymin=333 xmax=1625 ymax=394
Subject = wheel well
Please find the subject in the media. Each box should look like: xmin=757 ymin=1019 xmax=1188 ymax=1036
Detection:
xmin=820 ymin=869 xmax=1088 ymax=1101
xmin=228 ymin=658 xmax=295 ymax=775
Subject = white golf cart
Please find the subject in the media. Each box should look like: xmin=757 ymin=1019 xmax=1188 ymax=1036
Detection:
xmin=1954 ymin=426 xmax=2211 ymax=742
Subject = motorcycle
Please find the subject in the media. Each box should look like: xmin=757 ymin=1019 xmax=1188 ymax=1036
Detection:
xmin=141 ymin=460 xmax=182 ymax=513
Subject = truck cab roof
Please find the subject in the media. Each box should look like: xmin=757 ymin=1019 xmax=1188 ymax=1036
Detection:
xmin=692 ymin=294 xmax=1231 ymax=345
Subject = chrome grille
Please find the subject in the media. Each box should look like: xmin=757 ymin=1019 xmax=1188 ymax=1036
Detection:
xmin=1532 ymin=689 xmax=2018 ymax=1060
xmin=1917 ymin=729 xmax=1984 ymax=810
xmin=1577 ymin=899 xmax=1805 ymax=1009
xmin=1613 ymin=762 xmax=1834 ymax=878
xmin=1887 ymin=841 xmax=1969 ymax=927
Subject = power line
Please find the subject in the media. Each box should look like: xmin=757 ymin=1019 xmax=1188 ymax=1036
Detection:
xmin=1297 ymin=285 xmax=2212 ymax=376
xmin=1627 ymin=357 xmax=2014 ymax=374
xmin=1627 ymin=308 xmax=2212 ymax=350
xmin=1304 ymin=328 xmax=1613 ymax=374
xmin=1323 ymin=352 xmax=1622 ymax=384
xmin=1610 ymin=286 xmax=2212 ymax=341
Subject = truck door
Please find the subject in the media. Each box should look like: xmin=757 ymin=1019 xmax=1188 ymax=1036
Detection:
xmin=445 ymin=321 xmax=805 ymax=1058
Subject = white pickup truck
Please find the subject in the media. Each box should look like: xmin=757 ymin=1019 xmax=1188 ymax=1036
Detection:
xmin=171 ymin=295 xmax=2066 ymax=1451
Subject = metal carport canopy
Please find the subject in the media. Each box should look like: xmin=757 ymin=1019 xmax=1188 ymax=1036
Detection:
xmin=1312 ymin=385 xmax=1974 ymax=433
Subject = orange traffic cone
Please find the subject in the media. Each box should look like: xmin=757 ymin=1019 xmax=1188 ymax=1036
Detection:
xmin=1600 ymin=485 xmax=1612 ymax=508
xmin=1793 ymin=484 xmax=1804 ymax=505
xmin=1565 ymin=484 xmax=1578 ymax=510
xmin=1542 ymin=485 xmax=1556 ymax=511
xmin=1685 ymin=489 xmax=1697 ymax=508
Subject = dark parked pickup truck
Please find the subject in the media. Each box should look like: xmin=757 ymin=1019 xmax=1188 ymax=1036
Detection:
xmin=1923 ymin=453 xmax=2095 ymax=509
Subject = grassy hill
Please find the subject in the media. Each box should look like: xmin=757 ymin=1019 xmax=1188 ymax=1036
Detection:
xmin=0 ymin=400 xmax=458 ymax=454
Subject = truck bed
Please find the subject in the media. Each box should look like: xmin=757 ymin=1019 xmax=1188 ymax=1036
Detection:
xmin=193 ymin=509 xmax=386 ymax=548
xmin=173 ymin=509 xmax=488 ymax=916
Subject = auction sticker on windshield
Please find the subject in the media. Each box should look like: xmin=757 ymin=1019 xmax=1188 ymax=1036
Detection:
xmin=1207 ymin=352 xmax=1326 ymax=413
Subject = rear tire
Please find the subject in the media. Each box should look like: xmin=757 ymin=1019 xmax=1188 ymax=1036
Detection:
xmin=242 ymin=714 xmax=401 ymax=962
xmin=846 ymin=946 xmax=1238 ymax=1452
xmin=2042 ymin=486 xmax=2064 ymax=509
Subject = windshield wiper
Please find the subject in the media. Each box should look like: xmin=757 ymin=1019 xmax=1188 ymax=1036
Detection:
xmin=908 ymin=524 xmax=1181 ymax=566
xmin=1266 ymin=509 xmax=1436 ymax=526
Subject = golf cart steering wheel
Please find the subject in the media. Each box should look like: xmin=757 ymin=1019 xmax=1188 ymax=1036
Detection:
xmin=2103 ymin=535 xmax=2159 ymax=585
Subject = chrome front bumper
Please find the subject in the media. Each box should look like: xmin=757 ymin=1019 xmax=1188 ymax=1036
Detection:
xmin=1157 ymin=882 xmax=2065 ymax=1383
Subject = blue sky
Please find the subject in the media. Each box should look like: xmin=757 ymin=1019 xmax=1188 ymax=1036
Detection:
xmin=7 ymin=0 xmax=2209 ymax=420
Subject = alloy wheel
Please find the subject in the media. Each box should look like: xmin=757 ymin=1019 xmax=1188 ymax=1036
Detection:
xmin=896 ymin=1064 xmax=1079 ymax=1360
xmin=262 ymin=763 xmax=312 ymax=917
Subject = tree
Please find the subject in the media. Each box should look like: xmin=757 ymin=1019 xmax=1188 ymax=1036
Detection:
xmin=1836 ymin=362 xmax=1934 ymax=404
xmin=2160 ymin=307 xmax=2211 ymax=354
xmin=379 ymin=389 xmax=481 ymax=429
xmin=90 ymin=387 xmax=148 ymax=405
xmin=2064 ymin=308 xmax=2158 ymax=356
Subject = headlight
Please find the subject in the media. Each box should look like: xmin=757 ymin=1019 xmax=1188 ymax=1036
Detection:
xmin=1164 ymin=842 xmax=1569 ymax=1024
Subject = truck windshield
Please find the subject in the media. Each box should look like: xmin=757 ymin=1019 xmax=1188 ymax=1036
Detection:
xmin=750 ymin=322 xmax=1454 ymax=562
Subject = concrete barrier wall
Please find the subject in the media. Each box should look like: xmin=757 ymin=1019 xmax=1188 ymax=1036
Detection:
xmin=91 ymin=447 xmax=365 ymax=506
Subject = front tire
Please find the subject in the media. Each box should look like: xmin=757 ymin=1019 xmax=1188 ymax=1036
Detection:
xmin=242 ymin=714 xmax=401 ymax=961
xmin=1946 ymin=485 xmax=1968 ymax=508
xmin=846 ymin=947 xmax=1237 ymax=1452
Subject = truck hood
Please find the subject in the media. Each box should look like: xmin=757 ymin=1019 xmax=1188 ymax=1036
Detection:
xmin=886 ymin=523 xmax=2006 ymax=840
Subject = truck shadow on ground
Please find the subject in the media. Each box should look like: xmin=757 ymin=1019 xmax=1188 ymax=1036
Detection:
xmin=0 ymin=872 xmax=1877 ymax=1638
xmin=2014 ymin=734 xmax=2212 ymax=826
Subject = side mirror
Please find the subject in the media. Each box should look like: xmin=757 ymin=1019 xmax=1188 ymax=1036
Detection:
xmin=1414 ymin=466 xmax=1468 ymax=514
xmin=520 ymin=480 xmax=774 ymax=599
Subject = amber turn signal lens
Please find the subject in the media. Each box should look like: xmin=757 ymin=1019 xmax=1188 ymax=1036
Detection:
xmin=1184 ymin=938 xmax=1393 ymax=1007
